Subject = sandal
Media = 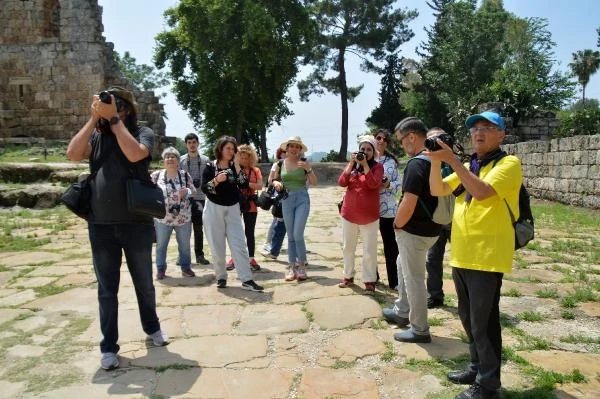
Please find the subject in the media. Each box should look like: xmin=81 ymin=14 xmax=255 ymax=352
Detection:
xmin=338 ymin=277 xmax=354 ymax=288
xmin=364 ymin=282 xmax=376 ymax=292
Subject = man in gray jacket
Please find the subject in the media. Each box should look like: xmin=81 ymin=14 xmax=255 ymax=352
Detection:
xmin=180 ymin=133 xmax=210 ymax=265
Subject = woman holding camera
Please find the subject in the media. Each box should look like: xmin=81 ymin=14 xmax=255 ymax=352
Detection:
xmin=271 ymin=136 xmax=317 ymax=281
xmin=201 ymin=136 xmax=263 ymax=292
xmin=338 ymin=135 xmax=384 ymax=292
xmin=151 ymin=147 xmax=196 ymax=280
xmin=226 ymin=144 xmax=263 ymax=271
xmin=375 ymin=128 xmax=401 ymax=290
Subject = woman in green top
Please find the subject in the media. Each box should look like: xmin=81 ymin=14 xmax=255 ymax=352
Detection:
xmin=271 ymin=136 xmax=318 ymax=281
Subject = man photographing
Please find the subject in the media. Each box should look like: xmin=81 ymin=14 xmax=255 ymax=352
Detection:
xmin=426 ymin=111 xmax=522 ymax=399
xmin=180 ymin=133 xmax=210 ymax=265
xmin=66 ymin=86 xmax=168 ymax=370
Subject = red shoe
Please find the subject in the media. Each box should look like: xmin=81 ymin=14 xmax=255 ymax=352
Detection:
xmin=249 ymin=258 xmax=261 ymax=271
xmin=226 ymin=258 xmax=235 ymax=271
xmin=364 ymin=282 xmax=376 ymax=292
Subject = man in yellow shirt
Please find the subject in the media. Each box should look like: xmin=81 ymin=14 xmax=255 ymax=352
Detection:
xmin=426 ymin=111 xmax=522 ymax=399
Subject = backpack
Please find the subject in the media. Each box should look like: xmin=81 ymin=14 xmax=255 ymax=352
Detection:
xmin=412 ymin=154 xmax=454 ymax=225
xmin=492 ymin=156 xmax=534 ymax=249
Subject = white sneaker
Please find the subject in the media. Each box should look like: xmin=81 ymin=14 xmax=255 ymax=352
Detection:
xmin=262 ymin=243 xmax=271 ymax=252
xmin=101 ymin=352 xmax=119 ymax=370
xmin=148 ymin=329 xmax=169 ymax=346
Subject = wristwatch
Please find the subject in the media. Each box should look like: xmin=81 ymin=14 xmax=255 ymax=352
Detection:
xmin=109 ymin=116 xmax=120 ymax=125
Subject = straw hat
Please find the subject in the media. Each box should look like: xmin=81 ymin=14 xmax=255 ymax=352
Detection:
xmin=280 ymin=136 xmax=308 ymax=153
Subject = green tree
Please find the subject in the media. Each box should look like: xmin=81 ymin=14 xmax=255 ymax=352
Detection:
xmin=569 ymin=49 xmax=600 ymax=105
xmin=487 ymin=17 xmax=574 ymax=129
xmin=154 ymin=0 xmax=310 ymax=159
xmin=299 ymin=0 xmax=417 ymax=161
xmin=113 ymin=51 xmax=170 ymax=95
xmin=366 ymin=53 xmax=409 ymax=133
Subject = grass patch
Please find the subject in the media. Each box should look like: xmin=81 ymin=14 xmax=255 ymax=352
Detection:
xmin=0 ymin=234 xmax=52 ymax=252
xmin=535 ymin=288 xmax=559 ymax=299
xmin=331 ymin=359 xmax=355 ymax=369
xmin=569 ymin=286 xmax=599 ymax=302
xmin=33 ymin=284 xmax=70 ymax=298
xmin=154 ymin=363 xmax=194 ymax=372
xmin=380 ymin=341 xmax=395 ymax=362
xmin=428 ymin=317 xmax=445 ymax=327
xmin=517 ymin=311 xmax=545 ymax=322
xmin=370 ymin=319 xmax=387 ymax=330
xmin=503 ymin=288 xmax=522 ymax=298
xmin=561 ymin=310 xmax=576 ymax=320
xmin=560 ymin=296 xmax=577 ymax=308
xmin=559 ymin=334 xmax=600 ymax=345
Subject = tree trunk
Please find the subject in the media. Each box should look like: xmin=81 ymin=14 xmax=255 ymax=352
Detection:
xmin=259 ymin=129 xmax=269 ymax=162
xmin=582 ymin=84 xmax=586 ymax=106
xmin=337 ymin=49 xmax=348 ymax=162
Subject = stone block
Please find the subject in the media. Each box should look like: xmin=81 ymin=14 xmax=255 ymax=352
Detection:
xmin=589 ymin=134 xmax=600 ymax=150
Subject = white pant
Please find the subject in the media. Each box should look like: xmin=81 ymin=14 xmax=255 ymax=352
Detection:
xmin=341 ymin=218 xmax=379 ymax=283
xmin=203 ymin=200 xmax=252 ymax=282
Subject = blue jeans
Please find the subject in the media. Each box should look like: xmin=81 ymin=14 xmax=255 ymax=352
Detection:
xmin=154 ymin=220 xmax=192 ymax=271
xmin=270 ymin=218 xmax=286 ymax=256
xmin=88 ymin=223 xmax=160 ymax=354
xmin=282 ymin=189 xmax=310 ymax=264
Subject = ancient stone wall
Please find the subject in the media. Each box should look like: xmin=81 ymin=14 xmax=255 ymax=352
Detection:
xmin=504 ymin=135 xmax=600 ymax=209
xmin=0 ymin=0 xmax=165 ymax=141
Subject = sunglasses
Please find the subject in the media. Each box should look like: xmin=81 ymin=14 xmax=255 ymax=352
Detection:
xmin=375 ymin=136 xmax=386 ymax=141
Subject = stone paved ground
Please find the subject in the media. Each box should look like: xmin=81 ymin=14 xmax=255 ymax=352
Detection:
xmin=0 ymin=185 xmax=599 ymax=398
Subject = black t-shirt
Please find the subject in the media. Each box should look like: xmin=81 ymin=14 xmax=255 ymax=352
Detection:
xmin=201 ymin=161 xmax=249 ymax=206
xmin=401 ymin=154 xmax=442 ymax=237
xmin=88 ymin=126 xmax=154 ymax=224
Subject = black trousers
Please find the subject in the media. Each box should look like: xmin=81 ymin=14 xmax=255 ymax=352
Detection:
xmin=379 ymin=217 xmax=399 ymax=289
xmin=242 ymin=211 xmax=258 ymax=257
xmin=452 ymin=267 xmax=503 ymax=391
xmin=191 ymin=199 xmax=206 ymax=258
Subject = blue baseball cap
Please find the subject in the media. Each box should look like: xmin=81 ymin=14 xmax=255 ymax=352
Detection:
xmin=465 ymin=111 xmax=505 ymax=130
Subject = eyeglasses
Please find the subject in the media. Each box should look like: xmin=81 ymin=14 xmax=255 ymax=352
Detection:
xmin=164 ymin=155 xmax=178 ymax=160
xmin=375 ymin=136 xmax=386 ymax=141
xmin=470 ymin=126 xmax=498 ymax=134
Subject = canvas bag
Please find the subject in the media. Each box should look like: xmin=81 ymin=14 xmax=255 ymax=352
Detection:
xmin=413 ymin=154 xmax=454 ymax=225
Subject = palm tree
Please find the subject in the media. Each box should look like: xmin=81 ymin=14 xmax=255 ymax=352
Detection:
xmin=569 ymin=49 xmax=600 ymax=105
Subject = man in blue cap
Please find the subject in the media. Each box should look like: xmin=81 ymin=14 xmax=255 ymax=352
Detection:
xmin=425 ymin=111 xmax=522 ymax=399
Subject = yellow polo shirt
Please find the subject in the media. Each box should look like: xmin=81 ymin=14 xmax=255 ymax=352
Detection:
xmin=445 ymin=155 xmax=522 ymax=274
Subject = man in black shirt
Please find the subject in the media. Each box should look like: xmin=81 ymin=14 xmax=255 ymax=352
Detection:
xmin=66 ymin=86 xmax=167 ymax=371
xmin=382 ymin=117 xmax=441 ymax=343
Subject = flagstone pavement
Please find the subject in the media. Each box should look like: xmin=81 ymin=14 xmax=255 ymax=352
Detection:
xmin=0 ymin=185 xmax=598 ymax=398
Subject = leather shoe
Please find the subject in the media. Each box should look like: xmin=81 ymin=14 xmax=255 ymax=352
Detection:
xmin=455 ymin=383 xmax=499 ymax=399
xmin=382 ymin=308 xmax=409 ymax=327
xmin=427 ymin=297 xmax=444 ymax=308
xmin=447 ymin=369 xmax=477 ymax=385
xmin=393 ymin=329 xmax=432 ymax=343
xmin=196 ymin=256 xmax=210 ymax=265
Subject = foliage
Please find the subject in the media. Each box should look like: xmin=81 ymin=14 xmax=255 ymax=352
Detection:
xmin=320 ymin=150 xmax=341 ymax=162
xmin=154 ymin=0 xmax=311 ymax=158
xmin=569 ymin=49 xmax=600 ymax=104
xmin=565 ymin=98 xmax=600 ymax=112
xmin=406 ymin=0 xmax=573 ymax=138
xmin=366 ymin=53 xmax=409 ymax=133
xmin=113 ymin=51 xmax=170 ymax=95
xmin=299 ymin=0 xmax=417 ymax=160
xmin=556 ymin=107 xmax=600 ymax=137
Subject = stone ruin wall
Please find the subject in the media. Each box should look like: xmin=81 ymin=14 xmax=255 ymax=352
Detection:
xmin=0 ymin=0 xmax=165 ymax=143
xmin=504 ymin=135 xmax=600 ymax=209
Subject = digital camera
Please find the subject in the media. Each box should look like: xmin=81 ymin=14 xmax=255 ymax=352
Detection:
xmin=99 ymin=91 xmax=125 ymax=112
xmin=225 ymin=169 xmax=236 ymax=184
xmin=424 ymin=132 xmax=454 ymax=152
xmin=169 ymin=203 xmax=181 ymax=216
xmin=355 ymin=151 xmax=365 ymax=161
xmin=192 ymin=178 xmax=201 ymax=188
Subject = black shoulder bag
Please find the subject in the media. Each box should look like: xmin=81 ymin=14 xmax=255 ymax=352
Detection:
xmin=60 ymin=149 xmax=109 ymax=220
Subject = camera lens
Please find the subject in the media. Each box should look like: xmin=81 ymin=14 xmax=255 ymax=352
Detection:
xmin=99 ymin=91 xmax=112 ymax=104
xmin=355 ymin=152 xmax=365 ymax=161
xmin=424 ymin=137 xmax=441 ymax=151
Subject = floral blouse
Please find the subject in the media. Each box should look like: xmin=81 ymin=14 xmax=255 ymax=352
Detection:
xmin=376 ymin=153 xmax=401 ymax=218
xmin=151 ymin=169 xmax=195 ymax=226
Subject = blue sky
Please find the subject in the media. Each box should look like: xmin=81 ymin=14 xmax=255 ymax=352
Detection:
xmin=98 ymin=0 xmax=600 ymax=154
